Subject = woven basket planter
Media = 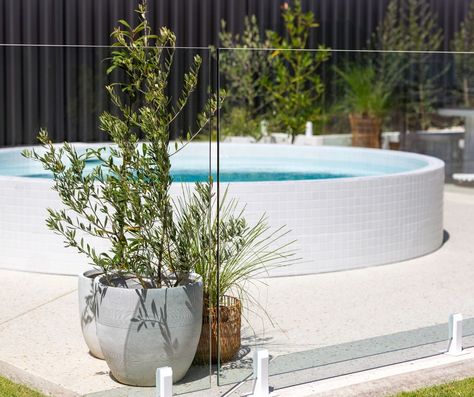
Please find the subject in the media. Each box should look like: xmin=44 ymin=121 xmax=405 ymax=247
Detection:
xmin=349 ymin=114 xmax=382 ymax=149
xmin=193 ymin=295 xmax=242 ymax=364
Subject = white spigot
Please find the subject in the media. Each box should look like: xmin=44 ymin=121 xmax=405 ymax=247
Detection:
xmin=261 ymin=120 xmax=269 ymax=137
xmin=156 ymin=367 xmax=172 ymax=397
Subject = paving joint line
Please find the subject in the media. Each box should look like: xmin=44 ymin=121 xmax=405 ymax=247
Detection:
xmin=0 ymin=288 xmax=77 ymax=326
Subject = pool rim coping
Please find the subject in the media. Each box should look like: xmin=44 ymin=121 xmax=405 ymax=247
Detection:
xmin=0 ymin=142 xmax=445 ymax=185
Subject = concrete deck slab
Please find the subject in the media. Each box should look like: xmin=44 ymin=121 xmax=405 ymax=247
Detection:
xmin=0 ymin=271 xmax=77 ymax=324
xmin=1 ymin=185 xmax=474 ymax=396
xmin=237 ymin=184 xmax=474 ymax=356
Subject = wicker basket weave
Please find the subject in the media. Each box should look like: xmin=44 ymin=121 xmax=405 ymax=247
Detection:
xmin=193 ymin=295 xmax=242 ymax=364
xmin=349 ymin=114 xmax=382 ymax=148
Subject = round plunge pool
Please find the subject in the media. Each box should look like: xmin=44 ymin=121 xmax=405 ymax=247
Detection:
xmin=0 ymin=143 xmax=444 ymax=276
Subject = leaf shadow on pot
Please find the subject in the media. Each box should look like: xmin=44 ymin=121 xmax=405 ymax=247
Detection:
xmin=97 ymin=276 xmax=204 ymax=385
xmin=131 ymin=288 xmax=178 ymax=360
xmin=79 ymin=270 xmax=105 ymax=359
xmin=80 ymin=270 xmax=102 ymax=328
xmin=81 ymin=282 xmax=96 ymax=328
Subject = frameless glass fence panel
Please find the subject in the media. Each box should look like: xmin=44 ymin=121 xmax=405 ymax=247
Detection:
xmin=463 ymin=318 xmax=474 ymax=349
xmin=0 ymin=44 xmax=213 ymax=395
xmin=216 ymin=47 xmax=474 ymax=390
xmin=167 ymin=47 xmax=214 ymax=395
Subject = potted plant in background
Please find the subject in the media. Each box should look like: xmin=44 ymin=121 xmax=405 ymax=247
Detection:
xmin=452 ymin=0 xmax=474 ymax=108
xmin=335 ymin=64 xmax=391 ymax=148
xmin=262 ymin=0 xmax=330 ymax=143
xmin=22 ymin=3 xmax=219 ymax=386
xmin=174 ymin=181 xmax=298 ymax=364
xmin=216 ymin=15 xmax=271 ymax=141
xmin=374 ymin=0 xmax=445 ymax=133
xmin=216 ymin=1 xmax=331 ymax=144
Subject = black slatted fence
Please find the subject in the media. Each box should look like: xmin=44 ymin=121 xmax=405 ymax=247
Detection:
xmin=0 ymin=0 xmax=472 ymax=145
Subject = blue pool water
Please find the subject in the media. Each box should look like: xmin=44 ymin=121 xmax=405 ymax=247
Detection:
xmin=22 ymin=170 xmax=354 ymax=182
xmin=0 ymin=143 xmax=428 ymax=182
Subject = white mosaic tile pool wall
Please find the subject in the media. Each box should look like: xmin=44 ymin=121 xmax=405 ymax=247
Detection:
xmin=223 ymin=170 xmax=444 ymax=276
xmin=0 ymin=144 xmax=444 ymax=276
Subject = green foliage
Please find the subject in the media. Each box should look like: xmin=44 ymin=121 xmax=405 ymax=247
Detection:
xmin=22 ymin=3 xmax=219 ymax=288
xmin=216 ymin=16 xmax=270 ymax=140
xmin=394 ymin=376 xmax=474 ymax=396
xmin=375 ymin=0 xmax=445 ymax=130
xmin=221 ymin=107 xmax=262 ymax=139
xmin=217 ymin=3 xmax=331 ymax=141
xmin=452 ymin=1 xmax=474 ymax=107
xmin=335 ymin=64 xmax=391 ymax=118
xmin=174 ymin=181 xmax=298 ymax=309
xmin=0 ymin=376 xmax=45 ymax=397
xmin=218 ymin=16 xmax=271 ymax=114
xmin=263 ymin=1 xmax=330 ymax=142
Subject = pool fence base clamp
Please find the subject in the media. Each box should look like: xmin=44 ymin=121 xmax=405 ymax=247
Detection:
xmin=247 ymin=349 xmax=270 ymax=397
xmin=446 ymin=313 xmax=465 ymax=356
xmin=156 ymin=367 xmax=173 ymax=397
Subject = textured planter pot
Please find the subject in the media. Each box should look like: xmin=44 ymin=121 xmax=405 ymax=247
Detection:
xmin=193 ymin=296 xmax=241 ymax=364
xmin=78 ymin=269 xmax=104 ymax=359
xmin=389 ymin=141 xmax=400 ymax=150
xmin=96 ymin=274 xmax=203 ymax=386
xmin=349 ymin=114 xmax=382 ymax=148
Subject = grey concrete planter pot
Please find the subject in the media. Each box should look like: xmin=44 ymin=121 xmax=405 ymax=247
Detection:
xmin=78 ymin=269 xmax=104 ymax=359
xmin=96 ymin=274 xmax=203 ymax=386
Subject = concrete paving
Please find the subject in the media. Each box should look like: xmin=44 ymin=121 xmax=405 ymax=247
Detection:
xmin=1 ymin=184 xmax=474 ymax=396
xmin=239 ymin=184 xmax=474 ymax=355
